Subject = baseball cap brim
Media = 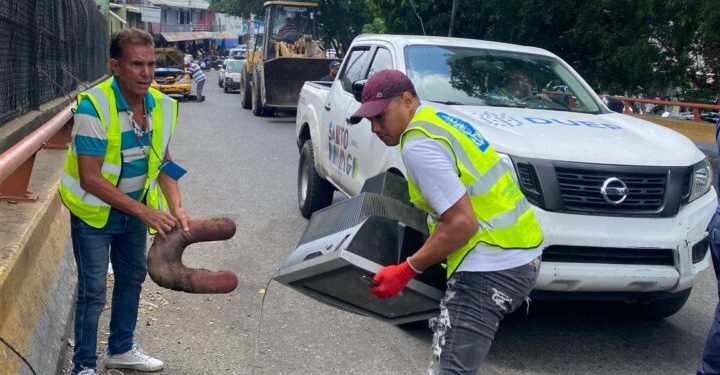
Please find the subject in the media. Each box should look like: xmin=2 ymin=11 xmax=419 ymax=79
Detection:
xmin=349 ymin=98 xmax=393 ymax=124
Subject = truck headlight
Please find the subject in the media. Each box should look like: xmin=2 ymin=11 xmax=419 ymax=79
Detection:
xmin=497 ymin=153 xmax=544 ymax=207
xmin=687 ymin=158 xmax=713 ymax=203
xmin=496 ymin=153 xmax=518 ymax=183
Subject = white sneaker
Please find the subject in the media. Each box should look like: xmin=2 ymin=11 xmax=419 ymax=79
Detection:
xmin=76 ymin=369 xmax=97 ymax=375
xmin=104 ymin=343 xmax=164 ymax=372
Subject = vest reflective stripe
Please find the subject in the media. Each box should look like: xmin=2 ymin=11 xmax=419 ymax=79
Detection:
xmin=101 ymin=162 xmax=122 ymax=175
xmin=142 ymin=93 xmax=177 ymax=220
xmin=60 ymin=172 xmax=110 ymax=207
xmin=481 ymin=198 xmax=531 ymax=230
xmin=160 ymin=96 xmax=175 ymax=150
xmin=467 ymin=162 xmax=510 ymax=197
xmin=60 ymin=77 xmax=177 ymax=229
xmin=400 ymin=106 xmax=543 ymax=278
xmin=426 ymin=198 xmax=530 ymax=232
xmin=405 ymin=120 xmax=499 ymax=177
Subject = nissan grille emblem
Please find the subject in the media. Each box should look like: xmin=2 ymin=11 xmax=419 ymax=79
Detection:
xmin=600 ymin=177 xmax=629 ymax=205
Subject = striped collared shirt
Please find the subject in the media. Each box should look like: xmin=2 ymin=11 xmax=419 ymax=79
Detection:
xmin=71 ymin=77 xmax=156 ymax=201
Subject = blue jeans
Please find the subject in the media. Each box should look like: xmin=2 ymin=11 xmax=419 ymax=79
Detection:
xmin=71 ymin=209 xmax=148 ymax=373
xmin=699 ymin=212 xmax=720 ymax=374
xmin=429 ymin=258 xmax=540 ymax=374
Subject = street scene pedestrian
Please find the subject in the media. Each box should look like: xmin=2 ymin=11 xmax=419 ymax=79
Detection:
xmin=60 ymin=28 xmax=189 ymax=374
xmin=349 ymin=69 xmax=543 ymax=373
xmin=186 ymin=60 xmax=206 ymax=102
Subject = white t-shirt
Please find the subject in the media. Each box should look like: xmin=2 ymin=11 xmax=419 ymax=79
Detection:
xmin=402 ymin=136 xmax=541 ymax=273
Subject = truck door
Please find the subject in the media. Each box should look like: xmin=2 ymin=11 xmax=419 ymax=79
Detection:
xmin=340 ymin=46 xmax=396 ymax=194
xmin=324 ymin=46 xmax=372 ymax=193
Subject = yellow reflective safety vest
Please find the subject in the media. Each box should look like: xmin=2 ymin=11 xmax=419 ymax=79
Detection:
xmin=60 ymin=76 xmax=178 ymax=228
xmin=399 ymin=106 xmax=543 ymax=279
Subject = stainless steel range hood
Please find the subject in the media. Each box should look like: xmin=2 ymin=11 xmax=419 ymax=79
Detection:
xmin=275 ymin=173 xmax=446 ymax=324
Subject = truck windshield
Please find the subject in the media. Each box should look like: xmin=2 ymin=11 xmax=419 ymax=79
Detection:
xmin=270 ymin=5 xmax=316 ymax=43
xmin=405 ymin=45 xmax=601 ymax=113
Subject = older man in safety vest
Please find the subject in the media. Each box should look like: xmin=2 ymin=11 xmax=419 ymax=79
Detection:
xmin=60 ymin=28 xmax=190 ymax=374
xmin=350 ymin=69 xmax=544 ymax=374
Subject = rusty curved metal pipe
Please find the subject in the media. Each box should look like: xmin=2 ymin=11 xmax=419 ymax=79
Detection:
xmin=147 ymin=217 xmax=238 ymax=294
xmin=0 ymin=105 xmax=72 ymax=185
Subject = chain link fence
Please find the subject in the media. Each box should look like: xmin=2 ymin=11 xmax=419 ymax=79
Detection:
xmin=0 ymin=0 xmax=108 ymax=126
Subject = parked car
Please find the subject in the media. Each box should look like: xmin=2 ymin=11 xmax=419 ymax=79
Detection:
xmin=220 ymin=59 xmax=245 ymax=93
xmin=151 ymin=48 xmax=191 ymax=99
xmin=218 ymin=58 xmax=230 ymax=87
xmin=296 ymin=34 xmax=716 ymax=321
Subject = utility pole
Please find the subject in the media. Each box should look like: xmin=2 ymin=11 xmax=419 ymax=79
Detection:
xmin=448 ymin=0 xmax=458 ymax=37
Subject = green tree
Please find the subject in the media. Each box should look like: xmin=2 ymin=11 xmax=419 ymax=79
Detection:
xmin=366 ymin=0 xmax=707 ymax=95
xmin=209 ymin=0 xmax=261 ymax=16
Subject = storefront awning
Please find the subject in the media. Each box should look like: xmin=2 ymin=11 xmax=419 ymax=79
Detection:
xmin=161 ymin=32 xmax=215 ymax=42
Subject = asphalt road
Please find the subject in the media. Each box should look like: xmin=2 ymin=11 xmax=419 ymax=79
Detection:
xmin=62 ymin=71 xmax=718 ymax=374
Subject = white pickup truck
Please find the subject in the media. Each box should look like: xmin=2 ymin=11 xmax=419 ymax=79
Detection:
xmin=295 ymin=34 xmax=717 ymax=319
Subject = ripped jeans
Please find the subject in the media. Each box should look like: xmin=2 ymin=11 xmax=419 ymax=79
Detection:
xmin=428 ymin=258 xmax=540 ymax=374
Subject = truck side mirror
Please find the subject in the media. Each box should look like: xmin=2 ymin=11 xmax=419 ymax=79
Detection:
xmin=352 ymin=79 xmax=367 ymax=102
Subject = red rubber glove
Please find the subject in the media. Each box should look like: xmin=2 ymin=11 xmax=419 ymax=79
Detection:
xmin=370 ymin=261 xmax=417 ymax=299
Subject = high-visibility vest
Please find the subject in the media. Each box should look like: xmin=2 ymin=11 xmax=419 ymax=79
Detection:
xmin=399 ymin=106 xmax=543 ymax=278
xmin=59 ymin=76 xmax=178 ymax=228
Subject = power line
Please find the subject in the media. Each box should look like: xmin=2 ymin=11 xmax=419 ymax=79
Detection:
xmin=408 ymin=0 xmax=426 ymax=36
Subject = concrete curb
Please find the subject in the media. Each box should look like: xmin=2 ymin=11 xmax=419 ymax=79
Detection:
xmin=23 ymin=237 xmax=76 ymax=375
xmin=0 ymin=149 xmax=72 ymax=375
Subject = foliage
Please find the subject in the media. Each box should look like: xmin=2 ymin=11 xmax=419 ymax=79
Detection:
xmin=362 ymin=17 xmax=386 ymax=34
xmin=210 ymin=0 xmax=720 ymax=96
xmin=209 ymin=0 xmax=262 ymax=17
xmin=365 ymin=0 xmax=719 ymax=95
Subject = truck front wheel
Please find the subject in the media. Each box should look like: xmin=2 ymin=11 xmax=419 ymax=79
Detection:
xmin=251 ymin=71 xmax=272 ymax=116
xmin=625 ymin=288 xmax=692 ymax=320
xmin=240 ymin=70 xmax=251 ymax=109
xmin=298 ymin=140 xmax=334 ymax=218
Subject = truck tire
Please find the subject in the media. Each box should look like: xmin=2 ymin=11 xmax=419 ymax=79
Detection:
xmin=251 ymin=69 xmax=275 ymax=116
xmin=223 ymin=85 xmax=229 ymax=94
xmin=298 ymin=140 xmax=333 ymax=218
xmin=625 ymin=288 xmax=692 ymax=320
xmin=251 ymin=73 xmax=263 ymax=116
xmin=240 ymin=70 xmax=251 ymax=109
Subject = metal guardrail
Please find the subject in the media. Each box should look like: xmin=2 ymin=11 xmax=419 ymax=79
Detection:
xmin=0 ymin=105 xmax=73 ymax=202
xmin=0 ymin=75 xmax=108 ymax=203
xmin=613 ymin=96 xmax=720 ymax=122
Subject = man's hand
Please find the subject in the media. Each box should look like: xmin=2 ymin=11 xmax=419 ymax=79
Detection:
xmin=138 ymin=207 xmax=178 ymax=236
xmin=171 ymin=206 xmax=191 ymax=232
xmin=370 ymin=261 xmax=417 ymax=299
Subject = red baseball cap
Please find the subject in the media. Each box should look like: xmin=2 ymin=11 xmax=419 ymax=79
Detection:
xmin=349 ymin=69 xmax=416 ymax=124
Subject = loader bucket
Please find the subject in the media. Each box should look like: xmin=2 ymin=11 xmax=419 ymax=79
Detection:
xmin=261 ymin=57 xmax=333 ymax=108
